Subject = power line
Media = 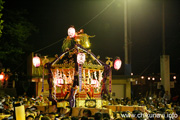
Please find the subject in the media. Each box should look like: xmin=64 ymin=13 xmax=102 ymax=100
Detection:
xmin=34 ymin=0 xmax=115 ymax=53
xmin=34 ymin=38 xmax=64 ymax=53
xmin=78 ymin=0 xmax=115 ymax=30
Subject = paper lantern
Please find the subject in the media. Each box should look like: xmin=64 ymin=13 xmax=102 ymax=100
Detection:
xmin=95 ymin=81 xmax=100 ymax=88
xmin=56 ymin=78 xmax=64 ymax=86
xmin=91 ymin=79 xmax=96 ymax=85
xmin=77 ymin=53 xmax=86 ymax=64
xmin=0 ymin=72 xmax=4 ymax=80
xmin=33 ymin=56 xmax=41 ymax=67
xmin=68 ymin=27 xmax=76 ymax=38
xmin=114 ymin=58 xmax=122 ymax=70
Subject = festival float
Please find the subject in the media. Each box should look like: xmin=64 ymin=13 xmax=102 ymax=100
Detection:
xmin=33 ymin=26 xmax=121 ymax=108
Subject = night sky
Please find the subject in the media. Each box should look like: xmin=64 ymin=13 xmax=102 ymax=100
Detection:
xmin=4 ymin=0 xmax=180 ymax=75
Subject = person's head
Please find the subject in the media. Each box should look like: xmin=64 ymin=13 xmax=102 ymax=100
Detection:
xmin=41 ymin=116 xmax=51 ymax=120
xmin=132 ymin=110 xmax=140 ymax=118
xmin=61 ymin=117 xmax=71 ymax=120
xmin=3 ymin=102 xmax=9 ymax=109
xmin=49 ymin=112 xmax=56 ymax=120
xmin=26 ymin=115 xmax=34 ymax=120
xmin=35 ymin=116 xmax=40 ymax=120
xmin=102 ymin=113 xmax=110 ymax=120
xmin=94 ymin=112 xmax=103 ymax=120
xmin=83 ymin=109 xmax=92 ymax=117
xmin=81 ymin=116 xmax=88 ymax=120
xmin=71 ymin=116 xmax=79 ymax=120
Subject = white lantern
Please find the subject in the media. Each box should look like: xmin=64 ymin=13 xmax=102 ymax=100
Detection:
xmin=33 ymin=56 xmax=41 ymax=67
xmin=91 ymin=79 xmax=96 ymax=85
xmin=56 ymin=78 xmax=64 ymax=86
xmin=114 ymin=58 xmax=122 ymax=70
xmin=77 ymin=53 xmax=86 ymax=64
xmin=68 ymin=27 xmax=76 ymax=38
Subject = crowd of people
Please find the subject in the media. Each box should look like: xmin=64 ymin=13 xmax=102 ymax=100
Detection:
xmin=0 ymin=91 xmax=179 ymax=120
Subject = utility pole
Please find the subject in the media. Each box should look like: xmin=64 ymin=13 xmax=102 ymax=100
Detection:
xmin=124 ymin=0 xmax=128 ymax=65
xmin=160 ymin=0 xmax=170 ymax=96
xmin=124 ymin=0 xmax=131 ymax=76
xmin=124 ymin=0 xmax=132 ymax=99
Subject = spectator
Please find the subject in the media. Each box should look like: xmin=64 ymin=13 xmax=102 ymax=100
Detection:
xmin=102 ymin=113 xmax=110 ymax=120
xmin=48 ymin=112 xmax=56 ymax=120
xmin=94 ymin=112 xmax=103 ymax=120
xmin=82 ymin=109 xmax=92 ymax=118
xmin=41 ymin=116 xmax=51 ymax=120
xmin=26 ymin=115 xmax=34 ymax=120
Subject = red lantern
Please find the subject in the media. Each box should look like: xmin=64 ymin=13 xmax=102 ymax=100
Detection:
xmin=114 ymin=58 xmax=122 ymax=70
xmin=77 ymin=53 xmax=86 ymax=64
xmin=33 ymin=55 xmax=41 ymax=67
xmin=0 ymin=72 xmax=5 ymax=80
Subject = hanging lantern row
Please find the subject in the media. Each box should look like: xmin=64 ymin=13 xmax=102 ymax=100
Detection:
xmin=33 ymin=52 xmax=86 ymax=68
xmin=53 ymin=68 xmax=103 ymax=86
xmin=140 ymin=75 xmax=177 ymax=81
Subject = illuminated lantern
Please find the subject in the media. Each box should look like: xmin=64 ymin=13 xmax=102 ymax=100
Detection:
xmin=0 ymin=72 xmax=5 ymax=80
xmin=56 ymin=78 xmax=64 ymax=86
xmin=114 ymin=58 xmax=122 ymax=70
xmin=95 ymin=81 xmax=100 ymax=88
xmin=33 ymin=55 xmax=41 ymax=67
xmin=68 ymin=27 xmax=76 ymax=38
xmin=91 ymin=79 xmax=96 ymax=85
xmin=77 ymin=53 xmax=86 ymax=64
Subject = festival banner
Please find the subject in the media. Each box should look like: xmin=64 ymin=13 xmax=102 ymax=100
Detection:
xmin=78 ymin=64 xmax=82 ymax=92
xmin=109 ymin=69 xmax=112 ymax=93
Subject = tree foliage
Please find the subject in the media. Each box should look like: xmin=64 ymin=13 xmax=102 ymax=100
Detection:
xmin=0 ymin=8 xmax=38 ymax=70
xmin=0 ymin=0 xmax=4 ymax=38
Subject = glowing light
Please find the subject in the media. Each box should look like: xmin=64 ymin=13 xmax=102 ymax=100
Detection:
xmin=141 ymin=76 xmax=144 ymax=79
xmin=68 ymin=27 xmax=76 ymax=38
xmin=131 ymin=73 xmax=133 ymax=76
xmin=173 ymin=76 xmax=176 ymax=80
xmin=56 ymin=78 xmax=64 ymax=86
xmin=95 ymin=81 xmax=100 ymax=88
xmin=91 ymin=79 xmax=96 ymax=85
xmin=148 ymin=77 xmax=151 ymax=80
xmin=152 ymin=77 xmax=155 ymax=80
xmin=114 ymin=58 xmax=122 ymax=70
xmin=86 ymin=41 xmax=90 ymax=48
xmin=135 ymin=81 xmax=138 ymax=84
xmin=33 ymin=55 xmax=41 ymax=67
xmin=91 ymin=79 xmax=100 ymax=87
xmin=77 ymin=53 xmax=86 ymax=64
xmin=0 ymin=72 xmax=5 ymax=80
xmin=160 ymin=78 xmax=161 ymax=80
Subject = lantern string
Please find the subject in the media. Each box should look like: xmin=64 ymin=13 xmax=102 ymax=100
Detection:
xmin=33 ymin=0 xmax=115 ymax=53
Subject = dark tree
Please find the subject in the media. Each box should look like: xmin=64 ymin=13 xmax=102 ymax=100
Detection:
xmin=0 ymin=9 xmax=38 ymax=71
